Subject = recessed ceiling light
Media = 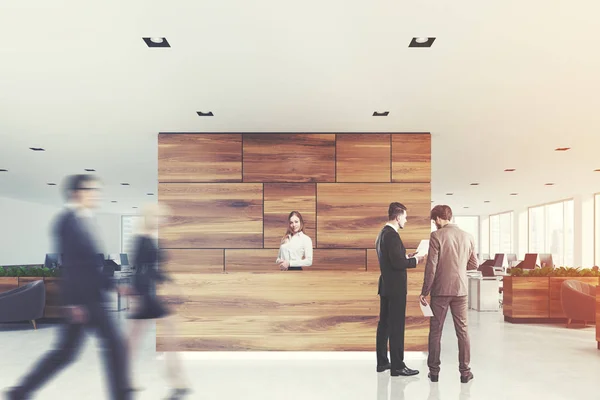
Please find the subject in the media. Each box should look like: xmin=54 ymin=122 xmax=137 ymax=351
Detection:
xmin=121 ymin=183 xmax=130 ymax=186
xmin=470 ymin=183 xmax=479 ymax=186
xmin=84 ymin=169 xmax=95 ymax=172
xmin=446 ymin=193 xmax=453 ymax=196
xmin=464 ymin=206 xmax=469 ymax=209
xmin=30 ymin=147 xmax=45 ymax=151
xmin=372 ymin=111 xmax=389 ymax=117
xmin=196 ymin=111 xmax=214 ymax=117
xmin=555 ymin=147 xmax=570 ymax=151
xmin=484 ymin=200 xmax=491 ymax=203
xmin=510 ymin=193 xmax=518 ymax=196
xmin=504 ymin=168 xmax=516 ymax=172
xmin=111 ymin=201 xmax=117 ymax=203
xmin=594 ymin=169 xmax=600 ymax=172
xmin=132 ymin=206 xmax=138 ymax=209
xmin=409 ymin=37 xmax=436 ymax=48
xmin=47 ymin=183 xmax=56 ymax=186
xmin=147 ymin=193 xmax=154 ymax=196
xmin=0 ymin=169 xmax=7 ymax=172
xmin=142 ymin=37 xmax=170 ymax=48
xmin=545 ymin=183 xmax=555 ymax=186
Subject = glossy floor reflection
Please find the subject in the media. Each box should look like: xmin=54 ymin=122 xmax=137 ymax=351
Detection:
xmin=1 ymin=309 xmax=598 ymax=399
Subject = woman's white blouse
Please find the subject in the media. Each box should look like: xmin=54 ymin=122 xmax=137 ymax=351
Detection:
xmin=276 ymin=232 xmax=313 ymax=267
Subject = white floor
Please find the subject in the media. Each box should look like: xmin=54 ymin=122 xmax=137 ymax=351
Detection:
xmin=1 ymin=308 xmax=599 ymax=400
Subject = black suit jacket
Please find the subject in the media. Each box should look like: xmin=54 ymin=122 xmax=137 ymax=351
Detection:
xmin=376 ymin=225 xmax=417 ymax=297
xmin=54 ymin=209 xmax=114 ymax=306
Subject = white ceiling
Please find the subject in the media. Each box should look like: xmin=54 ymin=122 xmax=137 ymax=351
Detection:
xmin=1 ymin=0 xmax=600 ymax=215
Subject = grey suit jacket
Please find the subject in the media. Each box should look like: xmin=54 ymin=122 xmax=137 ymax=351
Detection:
xmin=421 ymin=224 xmax=478 ymax=297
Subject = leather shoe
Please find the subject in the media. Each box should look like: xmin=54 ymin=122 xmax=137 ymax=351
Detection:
xmin=460 ymin=372 xmax=474 ymax=383
xmin=5 ymin=388 xmax=26 ymax=400
xmin=376 ymin=363 xmax=391 ymax=372
xmin=428 ymin=373 xmax=439 ymax=382
xmin=391 ymin=367 xmax=419 ymax=376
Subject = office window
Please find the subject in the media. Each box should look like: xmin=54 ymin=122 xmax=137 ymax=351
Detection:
xmin=529 ymin=206 xmax=545 ymax=253
xmin=453 ymin=216 xmax=480 ymax=254
xmin=528 ymin=200 xmax=574 ymax=266
xmin=489 ymin=211 xmax=513 ymax=256
xmin=121 ymin=215 xmax=144 ymax=255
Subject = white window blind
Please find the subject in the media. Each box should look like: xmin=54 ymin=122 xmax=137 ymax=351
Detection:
xmin=121 ymin=215 xmax=144 ymax=256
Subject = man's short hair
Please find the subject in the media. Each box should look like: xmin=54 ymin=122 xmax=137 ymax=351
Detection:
xmin=430 ymin=205 xmax=453 ymax=221
xmin=388 ymin=202 xmax=407 ymax=220
xmin=63 ymin=174 xmax=98 ymax=201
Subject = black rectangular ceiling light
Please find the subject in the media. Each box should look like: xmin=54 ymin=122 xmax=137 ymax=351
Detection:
xmin=372 ymin=111 xmax=389 ymax=116
xmin=30 ymin=147 xmax=45 ymax=151
xmin=143 ymin=37 xmax=170 ymax=47
xmin=0 ymin=169 xmax=7 ymax=172
xmin=197 ymin=111 xmax=214 ymax=116
xmin=409 ymin=37 xmax=436 ymax=48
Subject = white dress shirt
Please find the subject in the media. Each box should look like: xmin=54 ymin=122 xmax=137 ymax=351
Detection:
xmin=276 ymin=231 xmax=313 ymax=267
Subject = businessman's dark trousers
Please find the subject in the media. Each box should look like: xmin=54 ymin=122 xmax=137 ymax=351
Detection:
xmin=15 ymin=301 xmax=129 ymax=400
xmin=376 ymin=294 xmax=407 ymax=371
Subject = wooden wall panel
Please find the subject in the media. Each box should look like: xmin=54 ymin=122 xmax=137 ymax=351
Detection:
xmin=225 ymin=249 xmax=366 ymax=271
xmin=317 ymin=183 xmax=431 ymax=249
xmin=156 ymin=132 xmax=431 ymax=351
xmin=391 ymin=134 xmax=431 ymax=183
xmin=367 ymin=249 xmax=417 ymax=272
xmin=336 ymin=134 xmax=391 ymax=182
xmin=164 ymin=249 xmax=225 ymax=274
xmin=263 ymin=183 xmax=316 ymax=248
xmin=159 ymin=183 xmax=263 ymax=248
xmin=243 ymin=134 xmax=335 ymax=182
xmin=158 ymin=134 xmax=242 ymax=182
xmin=156 ymin=271 xmax=428 ymax=351
xmin=311 ymin=249 xmax=366 ymax=271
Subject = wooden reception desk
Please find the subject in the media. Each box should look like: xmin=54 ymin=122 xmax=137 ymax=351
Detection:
xmin=156 ymin=269 xmax=429 ymax=351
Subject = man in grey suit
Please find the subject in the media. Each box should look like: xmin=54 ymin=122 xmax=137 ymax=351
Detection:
xmin=419 ymin=205 xmax=478 ymax=384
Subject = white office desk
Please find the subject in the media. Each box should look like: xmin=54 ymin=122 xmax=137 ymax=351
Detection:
xmin=468 ymin=277 xmax=500 ymax=312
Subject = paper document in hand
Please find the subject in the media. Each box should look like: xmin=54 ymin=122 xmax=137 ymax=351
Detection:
xmin=420 ymin=300 xmax=434 ymax=317
xmin=415 ymin=239 xmax=429 ymax=256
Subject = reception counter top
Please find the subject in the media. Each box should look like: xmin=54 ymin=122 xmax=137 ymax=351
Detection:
xmin=156 ymin=269 xmax=429 ymax=351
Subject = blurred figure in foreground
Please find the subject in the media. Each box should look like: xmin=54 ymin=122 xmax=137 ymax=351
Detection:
xmin=5 ymin=174 xmax=131 ymax=400
xmin=126 ymin=203 xmax=190 ymax=399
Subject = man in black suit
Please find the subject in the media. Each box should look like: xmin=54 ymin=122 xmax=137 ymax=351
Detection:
xmin=375 ymin=202 xmax=423 ymax=376
xmin=6 ymin=175 xmax=131 ymax=400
